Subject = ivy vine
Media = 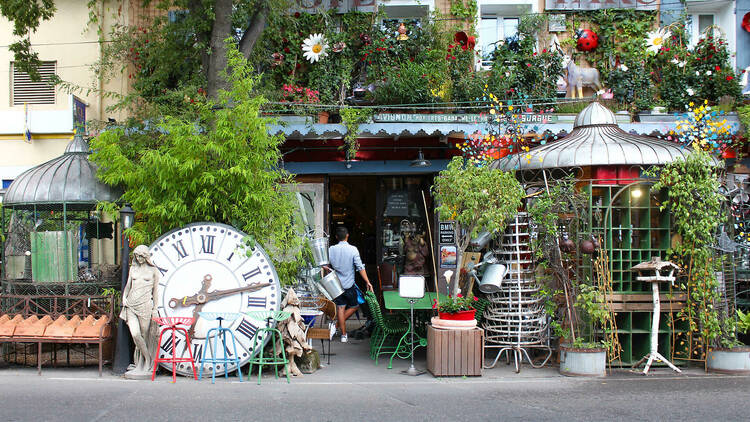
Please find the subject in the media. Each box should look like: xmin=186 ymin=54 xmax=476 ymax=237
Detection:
xmin=339 ymin=106 xmax=372 ymax=159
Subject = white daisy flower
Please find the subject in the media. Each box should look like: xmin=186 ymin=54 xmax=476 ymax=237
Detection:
xmin=302 ymin=33 xmax=328 ymax=63
xmin=678 ymin=61 xmax=686 ymax=68
xmin=706 ymin=70 xmax=713 ymax=76
xmin=645 ymin=28 xmax=671 ymax=54
xmin=686 ymin=88 xmax=694 ymax=96
xmin=696 ymin=71 xmax=701 ymax=76
xmin=619 ymin=64 xmax=629 ymax=72
xmin=671 ymin=58 xmax=679 ymax=65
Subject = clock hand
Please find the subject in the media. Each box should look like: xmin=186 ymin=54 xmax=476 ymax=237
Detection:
xmin=169 ymin=282 xmax=272 ymax=308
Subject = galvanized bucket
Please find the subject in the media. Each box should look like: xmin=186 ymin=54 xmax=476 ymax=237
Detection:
xmin=316 ymin=271 xmax=344 ymax=300
xmin=478 ymin=264 xmax=508 ymax=294
xmin=559 ymin=345 xmax=606 ymax=377
xmin=308 ymin=237 xmax=330 ymax=266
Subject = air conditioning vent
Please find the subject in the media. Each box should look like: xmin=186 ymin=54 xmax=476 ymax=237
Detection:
xmin=12 ymin=61 xmax=56 ymax=105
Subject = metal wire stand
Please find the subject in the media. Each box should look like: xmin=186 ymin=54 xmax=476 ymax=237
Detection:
xmin=483 ymin=213 xmax=551 ymax=372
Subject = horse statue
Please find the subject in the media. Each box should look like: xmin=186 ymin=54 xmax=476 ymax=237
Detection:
xmin=563 ymin=54 xmax=604 ymax=99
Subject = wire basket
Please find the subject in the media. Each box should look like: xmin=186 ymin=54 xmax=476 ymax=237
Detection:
xmin=197 ymin=312 xmax=243 ymax=322
xmin=152 ymin=316 xmax=195 ymax=326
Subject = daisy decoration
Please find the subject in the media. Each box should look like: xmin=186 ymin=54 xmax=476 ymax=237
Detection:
xmin=302 ymin=33 xmax=328 ymax=63
xmin=645 ymin=28 xmax=671 ymax=54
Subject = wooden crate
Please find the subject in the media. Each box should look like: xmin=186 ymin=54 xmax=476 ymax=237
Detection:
xmin=427 ymin=325 xmax=483 ymax=377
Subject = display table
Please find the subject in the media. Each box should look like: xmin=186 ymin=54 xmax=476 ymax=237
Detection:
xmin=383 ymin=291 xmax=446 ymax=310
xmin=426 ymin=325 xmax=483 ymax=377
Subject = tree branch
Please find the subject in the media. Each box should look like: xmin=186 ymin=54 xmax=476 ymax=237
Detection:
xmin=238 ymin=5 xmax=269 ymax=59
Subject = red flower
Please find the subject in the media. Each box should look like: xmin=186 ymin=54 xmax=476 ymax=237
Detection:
xmin=473 ymin=296 xmax=478 ymax=301
xmin=294 ymin=12 xmax=300 ymax=18
xmin=715 ymin=65 xmax=721 ymax=71
xmin=726 ymin=75 xmax=734 ymax=81
xmin=284 ymin=47 xmax=290 ymax=53
xmin=526 ymin=63 xmax=531 ymax=67
xmin=456 ymin=293 xmax=463 ymax=298
xmin=451 ymin=55 xmax=456 ymax=60
xmin=432 ymin=299 xmax=437 ymax=309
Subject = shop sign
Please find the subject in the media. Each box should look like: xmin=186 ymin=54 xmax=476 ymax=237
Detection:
xmin=384 ymin=190 xmax=409 ymax=217
xmin=373 ymin=113 xmax=558 ymax=124
xmin=72 ymin=95 xmax=86 ymax=132
xmin=545 ymin=0 xmax=657 ymax=10
xmin=439 ymin=221 xmax=455 ymax=244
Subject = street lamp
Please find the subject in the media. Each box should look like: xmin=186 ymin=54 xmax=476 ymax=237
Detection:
xmin=113 ymin=203 xmax=135 ymax=374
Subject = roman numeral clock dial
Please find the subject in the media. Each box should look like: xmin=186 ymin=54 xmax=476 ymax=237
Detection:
xmin=150 ymin=222 xmax=280 ymax=377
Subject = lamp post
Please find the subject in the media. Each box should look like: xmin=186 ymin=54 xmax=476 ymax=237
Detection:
xmin=113 ymin=204 xmax=135 ymax=374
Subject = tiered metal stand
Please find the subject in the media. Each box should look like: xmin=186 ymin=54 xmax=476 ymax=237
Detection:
xmin=483 ymin=212 xmax=551 ymax=373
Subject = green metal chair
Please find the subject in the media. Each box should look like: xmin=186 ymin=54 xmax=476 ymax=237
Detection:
xmin=244 ymin=310 xmax=292 ymax=385
xmin=363 ymin=291 xmax=409 ymax=366
xmin=474 ymin=297 xmax=490 ymax=326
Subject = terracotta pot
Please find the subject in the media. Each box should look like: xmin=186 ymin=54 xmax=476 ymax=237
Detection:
xmin=438 ymin=309 xmax=476 ymax=320
xmin=317 ymin=111 xmax=330 ymax=124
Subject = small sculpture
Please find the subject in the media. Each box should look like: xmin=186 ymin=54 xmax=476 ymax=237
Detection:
xmin=277 ymin=288 xmax=312 ymax=377
xmin=563 ymin=54 xmax=604 ymax=99
xmin=575 ymin=29 xmax=599 ymax=52
xmin=397 ymin=23 xmax=409 ymax=41
xmin=403 ymin=231 xmax=429 ymax=275
xmin=119 ymin=245 xmax=159 ymax=379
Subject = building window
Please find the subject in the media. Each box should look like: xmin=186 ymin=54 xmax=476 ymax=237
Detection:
xmin=11 ymin=61 xmax=56 ymax=105
xmin=688 ymin=13 xmax=717 ymax=46
xmin=479 ymin=16 xmax=519 ymax=65
xmin=2 ymin=179 xmax=12 ymax=189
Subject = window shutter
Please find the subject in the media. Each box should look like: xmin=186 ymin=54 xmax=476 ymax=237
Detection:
xmin=12 ymin=62 xmax=56 ymax=105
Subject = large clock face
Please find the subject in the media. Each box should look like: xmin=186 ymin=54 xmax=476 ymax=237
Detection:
xmin=149 ymin=222 xmax=280 ymax=377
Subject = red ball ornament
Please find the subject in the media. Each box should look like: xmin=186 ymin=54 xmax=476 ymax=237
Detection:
xmin=576 ymin=29 xmax=599 ymax=52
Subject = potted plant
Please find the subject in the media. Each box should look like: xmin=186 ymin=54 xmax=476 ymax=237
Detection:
xmin=706 ymin=309 xmax=750 ymax=374
xmin=558 ymin=282 xmax=610 ymax=377
xmin=433 ymin=293 xmax=478 ymax=321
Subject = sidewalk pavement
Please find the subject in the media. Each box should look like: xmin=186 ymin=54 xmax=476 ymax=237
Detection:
xmin=0 ymin=319 xmax=729 ymax=384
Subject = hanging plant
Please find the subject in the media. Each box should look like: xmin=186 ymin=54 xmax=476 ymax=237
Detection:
xmin=339 ymin=106 xmax=372 ymax=159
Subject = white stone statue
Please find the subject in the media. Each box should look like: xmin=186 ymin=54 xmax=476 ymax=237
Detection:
xmin=119 ymin=245 xmax=160 ymax=379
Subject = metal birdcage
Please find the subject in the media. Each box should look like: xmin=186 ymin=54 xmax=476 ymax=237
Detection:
xmin=1 ymin=134 xmax=122 ymax=294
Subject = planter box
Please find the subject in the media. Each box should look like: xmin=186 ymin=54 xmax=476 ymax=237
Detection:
xmin=559 ymin=344 xmax=606 ymax=377
xmin=426 ymin=325 xmax=483 ymax=377
xmin=706 ymin=347 xmax=750 ymax=374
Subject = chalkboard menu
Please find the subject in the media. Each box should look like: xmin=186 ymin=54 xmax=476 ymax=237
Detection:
xmin=439 ymin=221 xmax=455 ymax=244
xmin=384 ymin=190 xmax=409 ymax=216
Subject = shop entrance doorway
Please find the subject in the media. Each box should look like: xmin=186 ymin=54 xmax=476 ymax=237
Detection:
xmin=328 ymin=175 xmax=435 ymax=295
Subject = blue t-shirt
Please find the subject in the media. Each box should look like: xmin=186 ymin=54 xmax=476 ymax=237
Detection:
xmin=328 ymin=241 xmax=364 ymax=289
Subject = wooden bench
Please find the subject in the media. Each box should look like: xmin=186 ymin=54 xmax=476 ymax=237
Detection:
xmin=0 ymin=295 xmax=114 ymax=376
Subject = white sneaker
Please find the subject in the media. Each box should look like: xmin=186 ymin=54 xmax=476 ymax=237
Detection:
xmin=341 ymin=334 xmax=348 ymax=343
xmin=328 ymin=322 xmax=337 ymax=340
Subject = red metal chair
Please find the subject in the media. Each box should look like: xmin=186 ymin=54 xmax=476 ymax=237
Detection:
xmin=151 ymin=316 xmax=198 ymax=382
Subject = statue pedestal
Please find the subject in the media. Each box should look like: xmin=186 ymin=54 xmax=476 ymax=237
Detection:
xmin=123 ymin=370 xmax=152 ymax=380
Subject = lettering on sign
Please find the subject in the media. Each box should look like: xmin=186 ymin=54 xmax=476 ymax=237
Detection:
xmin=439 ymin=221 xmax=455 ymax=244
xmin=291 ymin=0 xmax=375 ymax=14
xmin=372 ymin=113 xmax=558 ymax=124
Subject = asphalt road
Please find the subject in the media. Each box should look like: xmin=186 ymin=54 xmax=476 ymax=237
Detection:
xmin=1 ymin=370 xmax=749 ymax=421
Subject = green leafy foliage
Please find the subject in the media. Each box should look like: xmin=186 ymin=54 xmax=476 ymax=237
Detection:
xmin=651 ymin=150 xmax=723 ymax=347
xmin=90 ymin=43 xmax=306 ymax=285
xmin=0 ymin=0 xmax=56 ymax=79
xmin=339 ymin=106 xmax=372 ymax=157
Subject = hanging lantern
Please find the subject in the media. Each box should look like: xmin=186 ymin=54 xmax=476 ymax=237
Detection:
xmin=575 ymin=29 xmax=599 ymax=52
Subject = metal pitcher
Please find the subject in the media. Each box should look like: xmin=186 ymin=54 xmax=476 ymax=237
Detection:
xmin=316 ymin=271 xmax=345 ymax=300
xmin=478 ymin=263 xmax=508 ymax=294
xmin=308 ymin=237 xmax=330 ymax=266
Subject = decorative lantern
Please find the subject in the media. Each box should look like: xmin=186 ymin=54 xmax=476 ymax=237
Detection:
xmin=575 ymin=29 xmax=599 ymax=52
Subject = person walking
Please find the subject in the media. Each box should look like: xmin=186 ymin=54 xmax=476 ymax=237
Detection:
xmin=328 ymin=226 xmax=373 ymax=343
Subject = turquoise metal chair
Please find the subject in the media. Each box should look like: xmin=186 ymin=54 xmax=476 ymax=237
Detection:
xmin=197 ymin=312 xmax=243 ymax=383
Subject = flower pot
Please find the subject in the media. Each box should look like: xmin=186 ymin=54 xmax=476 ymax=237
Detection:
xmin=438 ymin=309 xmax=476 ymax=320
xmin=706 ymin=347 xmax=750 ymax=374
xmin=559 ymin=344 xmax=606 ymax=377
xmin=317 ymin=111 xmax=330 ymax=124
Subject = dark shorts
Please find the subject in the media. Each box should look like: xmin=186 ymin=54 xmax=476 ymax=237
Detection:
xmin=334 ymin=285 xmax=360 ymax=309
